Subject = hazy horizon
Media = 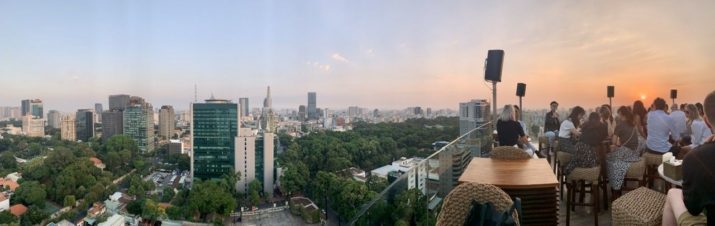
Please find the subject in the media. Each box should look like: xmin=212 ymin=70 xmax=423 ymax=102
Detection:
xmin=2 ymin=1 xmax=714 ymax=112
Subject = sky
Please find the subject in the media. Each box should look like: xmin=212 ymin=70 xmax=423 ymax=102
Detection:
xmin=1 ymin=0 xmax=714 ymax=112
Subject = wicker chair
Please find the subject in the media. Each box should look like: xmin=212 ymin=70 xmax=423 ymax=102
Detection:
xmin=643 ymin=151 xmax=664 ymax=190
xmin=555 ymin=149 xmax=572 ymax=199
xmin=491 ymin=146 xmax=532 ymax=160
xmin=565 ymin=166 xmax=602 ymax=226
xmin=437 ymin=183 xmax=521 ymax=226
xmin=612 ymin=187 xmax=666 ymax=226
xmin=622 ymin=158 xmax=646 ymax=191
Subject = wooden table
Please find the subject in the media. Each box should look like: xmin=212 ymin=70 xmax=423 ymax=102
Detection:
xmin=459 ymin=158 xmax=560 ymax=226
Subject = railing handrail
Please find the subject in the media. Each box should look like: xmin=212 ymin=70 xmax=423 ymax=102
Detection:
xmin=347 ymin=120 xmax=494 ymax=225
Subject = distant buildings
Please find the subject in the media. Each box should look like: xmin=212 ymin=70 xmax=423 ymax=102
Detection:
xmin=75 ymin=109 xmax=95 ymax=142
xmin=21 ymin=115 xmax=45 ymax=137
xmin=21 ymin=99 xmax=43 ymax=118
xmin=101 ymin=111 xmax=123 ymax=141
xmin=235 ymin=128 xmax=275 ymax=197
xmin=158 ymin=105 xmax=175 ymax=140
xmin=108 ymin=94 xmax=130 ymax=111
xmin=0 ymin=107 xmax=21 ymax=121
xmin=191 ymin=97 xmax=239 ymax=180
xmin=95 ymin=103 xmax=103 ymax=123
xmin=61 ymin=115 xmax=76 ymax=141
xmin=239 ymin=97 xmax=250 ymax=118
xmin=123 ymin=101 xmax=154 ymax=153
xmin=307 ymin=92 xmax=317 ymax=120
xmin=459 ymin=99 xmax=491 ymax=138
xmin=47 ymin=110 xmax=61 ymax=129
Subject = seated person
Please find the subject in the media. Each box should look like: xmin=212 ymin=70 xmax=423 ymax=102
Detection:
xmin=662 ymin=91 xmax=715 ymax=226
xmin=558 ymin=106 xmax=586 ymax=154
xmin=496 ymin=105 xmax=532 ymax=156
xmin=563 ymin=112 xmax=608 ymax=176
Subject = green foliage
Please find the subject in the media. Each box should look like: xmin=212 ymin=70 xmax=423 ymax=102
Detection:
xmin=300 ymin=206 xmax=321 ymax=224
xmin=20 ymin=206 xmax=48 ymax=226
xmin=248 ymin=180 xmax=262 ymax=206
xmin=142 ymin=199 xmax=166 ymax=223
xmin=280 ymin=162 xmax=309 ymax=195
xmin=0 ymin=211 xmax=17 ymax=224
xmin=187 ymin=179 xmax=237 ymax=222
xmin=63 ymin=195 xmax=76 ymax=207
xmin=366 ymin=175 xmax=388 ymax=193
xmin=165 ymin=153 xmax=191 ymax=171
xmin=0 ymin=151 xmax=17 ymax=171
xmin=127 ymin=199 xmax=144 ymax=215
xmin=161 ymin=187 xmax=176 ymax=202
xmin=12 ymin=181 xmax=46 ymax=208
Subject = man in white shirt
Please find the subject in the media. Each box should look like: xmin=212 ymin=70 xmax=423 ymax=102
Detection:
xmin=670 ymin=104 xmax=688 ymax=137
xmin=644 ymin=98 xmax=681 ymax=188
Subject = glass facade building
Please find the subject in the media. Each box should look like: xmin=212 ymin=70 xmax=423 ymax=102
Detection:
xmin=123 ymin=105 xmax=154 ymax=153
xmin=191 ymin=99 xmax=239 ymax=180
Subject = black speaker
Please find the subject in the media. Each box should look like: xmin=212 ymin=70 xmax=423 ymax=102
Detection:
xmin=607 ymin=86 xmax=614 ymax=98
xmin=671 ymin=89 xmax=677 ymax=99
xmin=484 ymin=50 xmax=504 ymax=82
xmin=516 ymin=83 xmax=526 ymax=97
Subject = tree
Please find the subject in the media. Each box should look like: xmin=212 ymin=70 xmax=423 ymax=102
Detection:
xmin=20 ymin=206 xmax=48 ymax=226
xmin=0 ymin=151 xmax=17 ymax=170
xmin=187 ymin=179 xmax=236 ymax=222
xmin=64 ymin=195 xmax=76 ymax=207
xmin=367 ymin=175 xmax=388 ymax=193
xmin=161 ymin=188 xmax=175 ymax=202
xmin=248 ymin=180 xmax=262 ymax=207
xmin=13 ymin=181 xmax=47 ymax=208
xmin=142 ymin=199 xmax=165 ymax=224
xmin=127 ymin=199 xmax=144 ymax=215
xmin=280 ymin=162 xmax=308 ymax=196
xmin=0 ymin=211 xmax=17 ymax=224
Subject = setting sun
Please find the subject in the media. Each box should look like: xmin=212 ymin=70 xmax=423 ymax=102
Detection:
xmin=640 ymin=94 xmax=647 ymax=100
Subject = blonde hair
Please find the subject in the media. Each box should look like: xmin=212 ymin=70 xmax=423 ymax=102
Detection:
xmin=686 ymin=104 xmax=701 ymax=120
xmin=499 ymin=105 xmax=515 ymax=122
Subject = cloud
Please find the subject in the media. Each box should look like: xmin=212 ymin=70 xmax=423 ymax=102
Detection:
xmin=306 ymin=61 xmax=332 ymax=72
xmin=331 ymin=53 xmax=349 ymax=63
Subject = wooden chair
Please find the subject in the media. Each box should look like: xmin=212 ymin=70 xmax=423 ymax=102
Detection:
xmin=491 ymin=146 xmax=532 ymax=160
xmin=436 ymin=183 xmax=521 ymax=226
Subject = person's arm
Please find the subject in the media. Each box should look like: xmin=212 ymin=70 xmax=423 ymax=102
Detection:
xmin=686 ymin=122 xmax=704 ymax=149
xmin=682 ymin=152 xmax=705 ymax=216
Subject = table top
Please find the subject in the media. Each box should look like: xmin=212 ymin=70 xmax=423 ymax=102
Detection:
xmin=458 ymin=157 xmax=559 ymax=189
xmin=658 ymin=164 xmax=683 ymax=187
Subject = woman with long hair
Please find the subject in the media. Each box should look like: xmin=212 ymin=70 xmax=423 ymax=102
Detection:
xmin=600 ymin=104 xmax=615 ymax=137
xmin=681 ymin=104 xmax=713 ymax=153
xmin=564 ymin=112 xmax=608 ymax=176
xmin=606 ymin=106 xmax=642 ymax=197
xmin=558 ymin=106 xmax=586 ymax=154
xmin=633 ymin=100 xmax=648 ymax=137
xmin=496 ymin=105 xmax=531 ymax=155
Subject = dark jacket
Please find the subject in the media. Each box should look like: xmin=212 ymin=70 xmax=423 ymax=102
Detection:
xmin=580 ymin=121 xmax=608 ymax=146
xmin=682 ymin=141 xmax=715 ymax=217
xmin=497 ymin=120 xmax=525 ymax=147
xmin=545 ymin=111 xmax=561 ymax=132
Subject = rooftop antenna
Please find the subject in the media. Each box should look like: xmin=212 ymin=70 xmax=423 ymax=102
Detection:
xmin=194 ymin=83 xmax=198 ymax=102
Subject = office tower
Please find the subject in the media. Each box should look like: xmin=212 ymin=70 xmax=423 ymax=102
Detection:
xmin=459 ymin=99 xmax=492 ymax=157
xmin=75 ymin=109 xmax=95 ymax=142
xmin=261 ymin=86 xmax=275 ymax=132
xmin=307 ymin=92 xmax=317 ymax=120
xmin=191 ymin=97 xmax=239 ymax=180
xmin=235 ymin=129 xmax=275 ymax=197
xmin=21 ymin=115 xmax=45 ymax=137
xmin=348 ymin=106 xmax=360 ymax=118
xmin=159 ymin=105 xmax=175 ymax=140
xmin=108 ymin=94 xmax=131 ymax=111
xmin=239 ymin=98 xmax=249 ymax=118
xmin=101 ymin=111 xmax=123 ymax=141
xmin=95 ymin=103 xmax=103 ymax=123
xmin=21 ymin=99 xmax=43 ymax=118
xmin=47 ymin=110 xmax=61 ymax=129
xmin=124 ymin=102 xmax=155 ymax=153
xmin=0 ymin=107 xmax=21 ymax=121
xmin=298 ymin=105 xmax=306 ymax=121
xmin=60 ymin=115 xmax=76 ymax=141
xmin=263 ymin=86 xmax=272 ymax=109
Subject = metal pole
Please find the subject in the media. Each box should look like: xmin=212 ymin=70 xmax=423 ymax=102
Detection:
xmin=519 ymin=96 xmax=523 ymax=121
xmin=492 ymin=81 xmax=497 ymax=121
xmin=609 ymin=97 xmax=612 ymax=114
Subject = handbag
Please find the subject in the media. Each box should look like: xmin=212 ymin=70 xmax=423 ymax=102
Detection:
xmin=463 ymin=199 xmax=521 ymax=226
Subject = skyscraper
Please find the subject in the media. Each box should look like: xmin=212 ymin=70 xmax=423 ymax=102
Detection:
xmin=235 ymin=128 xmax=275 ymax=197
xmin=94 ymin=103 xmax=103 ymax=123
xmin=298 ymin=105 xmax=306 ymax=121
xmin=101 ymin=110 xmax=123 ymax=141
xmin=159 ymin=105 xmax=175 ymax=140
xmin=191 ymin=97 xmax=239 ymax=180
xmin=75 ymin=109 xmax=95 ymax=142
xmin=263 ymin=86 xmax=272 ymax=109
xmin=60 ymin=115 xmax=76 ymax=141
xmin=261 ymin=86 xmax=276 ymax=132
xmin=459 ymin=99 xmax=491 ymax=136
xmin=21 ymin=99 xmax=43 ymax=118
xmin=239 ymin=97 xmax=249 ymax=118
xmin=47 ymin=110 xmax=61 ymax=129
xmin=124 ymin=102 xmax=155 ymax=153
xmin=307 ymin=92 xmax=317 ymax=120
xmin=22 ymin=115 xmax=45 ymax=137
xmin=108 ymin=94 xmax=131 ymax=111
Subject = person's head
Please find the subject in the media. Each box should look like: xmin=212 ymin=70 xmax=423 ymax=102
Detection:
xmin=633 ymin=100 xmax=647 ymax=117
xmin=599 ymin=104 xmax=612 ymax=122
xmin=550 ymin=101 xmax=558 ymax=112
xmin=653 ymin=98 xmax=667 ymax=111
xmin=704 ymin=91 xmax=715 ymax=124
xmin=685 ymin=104 xmax=701 ymax=121
xmin=587 ymin=112 xmax=601 ymax=123
xmin=617 ymin=106 xmax=635 ymax=126
xmin=680 ymin=104 xmax=687 ymax=111
xmin=696 ymin=102 xmax=705 ymax=116
xmin=499 ymin=105 xmax=515 ymax=122
xmin=569 ymin=106 xmax=586 ymax=127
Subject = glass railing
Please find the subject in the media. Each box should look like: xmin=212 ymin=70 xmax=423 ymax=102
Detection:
xmin=348 ymin=121 xmax=494 ymax=225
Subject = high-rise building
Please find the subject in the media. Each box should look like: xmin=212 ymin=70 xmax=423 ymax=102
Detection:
xmin=75 ymin=109 xmax=95 ymax=142
xmin=124 ymin=103 xmax=155 ymax=153
xmin=47 ymin=110 xmax=61 ymax=129
xmin=307 ymin=92 xmax=317 ymax=120
xmin=61 ymin=115 xmax=76 ymax=141
xmin=235 ymin=129 xmax=275 ymax=197
xmin=459 ymin=99 xmax=492 ymax=157
xmin=101 ymin=110 xmax=123 ymax=141
xmin=159 ymin=105 xmax=175 ymax=140
xmin=21 ymin=99 xmax=43 ymax=118
xmin=95 ymin=103 xmax=103 ymax=123
xmin=348 ymin=106 xmax=361 ymax=118
xmin=298 ymin=105 xmax=306 ymax=121
xmin=108 ymin=94 xmax=131 ymax=111
xmin=22 ymin=115 xmax=45 ymax=137
xmin=263 ymin=86 xmax=272 ymax=109
xmin=191 ymin=97 xmax=239 ymax=180
xmin=239 ymin=98 xmax=250 ymax=118
xmin=0 ymin=107 xmax=21 ymax=121
xmin=261 ymin=87 xmax=276 ymax=132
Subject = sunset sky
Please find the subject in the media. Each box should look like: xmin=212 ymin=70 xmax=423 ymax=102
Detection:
xmin=1 ymin=1 xmax=714 ymax=112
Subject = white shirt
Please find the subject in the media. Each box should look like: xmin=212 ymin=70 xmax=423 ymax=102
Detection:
xmin=688 ymin=119 xmax=713 ymax=149
xmin=670 ymin=110 xmax=688 ymax=136
xmin=558 ymin=119 xmax=575 ymax=138
xmin=646 ymin=110 xmax=681 ymax=153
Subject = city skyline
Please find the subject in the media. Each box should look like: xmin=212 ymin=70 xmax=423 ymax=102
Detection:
xmin=2 ymin=1 xmax=714 ymax=112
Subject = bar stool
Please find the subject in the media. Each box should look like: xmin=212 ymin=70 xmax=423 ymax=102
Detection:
xmin=565 ymin=166 xmax=601 ymax=226
xmin=643 ymin=151 xmax=663 ymax=190
xmin=612 ymin=187 xmax=666 ymax=226
xmin=555 ymin=145 xmax=572 ymax=199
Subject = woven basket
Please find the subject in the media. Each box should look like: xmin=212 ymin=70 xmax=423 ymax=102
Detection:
xmin=436 ymin=183 xmax=520 ymax=226
xmin=491 ymin=146 xmax=532 ymax=160
xmin=612 ymin=187 xmax=666 ymax=226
